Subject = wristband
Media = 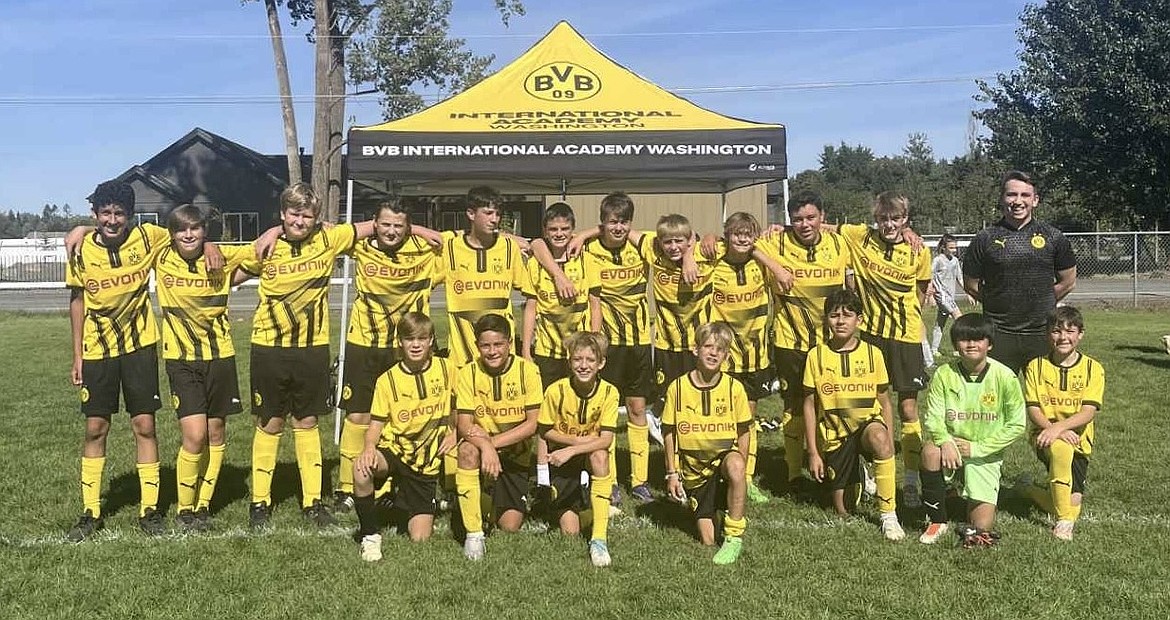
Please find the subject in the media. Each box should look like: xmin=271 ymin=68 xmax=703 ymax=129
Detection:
xmin=665 ymin=471 xmax=679 ymax=481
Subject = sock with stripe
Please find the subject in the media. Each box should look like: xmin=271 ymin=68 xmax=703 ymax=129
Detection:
xmin=175 ymin=447 xmax=202 ymax=513
xmin=627 ymin=422 xmax=650 ymax=487
xmin=136 ymin=461 xmax=161 ymax=517
xmin=80 ymin=456 xmax=106 ymax=518
xmin=196 ymin=443 xmax=226 ymax=511
xmin=456 ymin=467 xmax=483 ymax=535
xmin=250 ymin=429 xmax=281 ymax=506
xmin=292 ymin=426 xmax=324 ymax=508
xmin=337 ymin=420 xmax=368 ymax=496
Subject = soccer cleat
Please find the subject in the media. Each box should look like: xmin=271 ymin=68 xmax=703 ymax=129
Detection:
xmin=589 ymin=539 xmax=612 ymax=568
xmin=646 ymin=409 xmax=664 ymax=446
xmin=746 ymin=481 xmax=769 ymax=504
xmin=66 ymin=510 xmax=104 ymax=543
xmin=303 ymin=499 xmax=338 ymax=527
xmin=1162 ymin=334 xmax=1170 ymax=356
xmin=138 ymin=507 xmax=166 ymax=536
xmin=918 ymin=522 xmax=949 ymax=544
xmin=1053 ymin=520 xmax=1075 ymax=541
xmin=631 ymin=484 xmax=654 ymax=503
xmin=193 ymin=507 xmax=213 ymax=532
xmin=880 ymin=517 xmax=906 ymax=541
xmin=713 ymin=536 xmax=743 ymax=565
xmin=332 ymin=491 xmax=355 ymax=513
xmin=249 ymin=501 xmax=273 ymax=530
xmin=960 ymin=527 xmax=1000 ymax=549
xmin=359 ymin=534 xmax=383 ymax=562
xmin=176 ymin=509 xmax=200 ymax=533
xmin=464 ymin=533 xmax=486 ymax=561
xmin=901 ymin=484 xmax=922 ymax=509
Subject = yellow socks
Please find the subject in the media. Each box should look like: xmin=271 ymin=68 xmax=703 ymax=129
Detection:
xmin=196 ymin=443 xmax=225 ymax=511
xmin=590 ymin=472 xmax=615 ymax=541
xmin=901 ymin=420 xmax=922 ymax=473
xmin=783 ymin=414 xmax=805 ymax=481
xmin=627 ymin=422 xmax=650 ymax=487
xmin=456 ymin=467 xmax=483 ymax=535
xmin=136 ymin=461 xmax=161 ymax=517
xmin=292 ymin=426 xmax=324 ymax=508
xmin=1047 ymin=441 xmax=1078 ymax=522
xmin=251 ymin=429 xmax=281 ymax=506
xmin=872 ymin=456 xmax=897 ymax=513
xmin=338 ymin=420 xmax=368 ymax=496
xmin=746 ymin=423 xmax=758 ymax=479
xmin=724 ymin=514 xmax=747 ymax=538
xmin=80 ymin=456 xmax=106 ymax=518
xmin=175 ymin=448 xmax=202 ymax=512
xmin=442 ymin=451 xmax=459 ymax=493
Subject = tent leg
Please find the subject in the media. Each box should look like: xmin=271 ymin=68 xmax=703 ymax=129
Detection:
xmin=560 ymin=178 xmax=567 ymax=201
xmin=782 ymin=178 xmax=791 ymax=226
xmin=333 ymin=178 xmax=356 ymax=445
xmin=720 ymin=191 xmax=727 ymax=223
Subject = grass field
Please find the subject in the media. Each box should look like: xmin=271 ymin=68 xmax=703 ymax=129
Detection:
xmin=2 ymin=308 xmax=1170 ymax=619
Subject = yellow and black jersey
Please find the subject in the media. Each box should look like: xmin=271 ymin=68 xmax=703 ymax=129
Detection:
xmin=66 ymin=223 xmax=170 ymax=360
xmin=802 ymin=340 xmax=889 ymax=452
xmin=156 ymin=243 xmax=252 ymax=361
xmin=583 ymin=235 xmax=651 ymax=347
xmin=706 ymin=253 xmax=772 ymax=373
xmin=755 ymin=229 xmax=851 ymax=351
xmin=454 ymin=356 xmax=542 ymax=466
xmin=537 ymin=378 xmax=620 ymax=450
xmin=1024 ymin=353 xmax=1105 ymax=456
xmin=347 ymin=235 xmax=441 ymax=349
xmin=241 ymin=224 xmax=357 ymax=348
xmin=642 ymin=233 xmax=716 ymax=352
xmin=522 ymin=253 xmax=599 ymax=359
xmin=369 ymin=357 xmax=454 ymax=476
xmin=661 ymin=372 xmax=751 ymax=489
xmin=440 ymin=231 xmax=529 ymax=366
xmin=839 ymin=224 xmax=931 ymax=344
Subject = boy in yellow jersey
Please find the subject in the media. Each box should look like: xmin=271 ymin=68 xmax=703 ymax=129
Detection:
xmin=241 ymin=182 xmax=375 ymax=529
xmin=64 ymin=181 xmax=221 ymax=541
xmin=155 ymin=205 xmax=253 ymax=532
xmin=663 ymin=322 xmax=752 ymax=565
xmin=919 ymin=313 xmax=1025 ymax=547
xmin=335 ymin=200 xmax=442 ymax=511
xmin=838 ymin=191 xmax=931 ymax=507
xmin=802 ymin=289 xmax=904 ymax=540
xmin=1021 ymin=306 xmax=1104 ymax=541
xmin=454 ymin=314 xmax=542 ymax=560
xmin=754 ymin=192 xmax=851 ymax=495
xmin=537 ymin=331 xmax=619 ymax=567
xmin=439 ymin=186 xmax=530 ymax=368
xmin=352 ymin=313 xmax=457 ymax=561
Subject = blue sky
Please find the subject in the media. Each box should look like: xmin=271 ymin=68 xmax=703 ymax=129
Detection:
xmin=0 ymin=0 xmax=1027 ymax=213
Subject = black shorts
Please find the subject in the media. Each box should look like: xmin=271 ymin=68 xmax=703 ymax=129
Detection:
xmin=79 ymin=345 xmax=161 ymax=417
xmin=1036 ymin=448 xmax=1090 ymax=495
xmin=822 ymin=420 xmax=885 ymax=491
xmin=377 ymin=448 xmax=438 ymax=516
xmin=686 ymin=470 xmax=730 ymax=520
xmin=485 ymin=459 xmax=530 ymax=519
xmin=654 ymin=348 xmax=695 ymax=400
xmin=772 ymin=347 xmax=809 ymax=408
xmin=601 ymin=344 xmax=653 ymax=400
xmin=990 ymin=332 xmax=1048 ymax=375
xmin=860 ymin=332 xmax=927 ymax=394
xmin=729 ymin=368 xmax=773 ymax=403
xmin=533 ymin=354 xmax=568 ymax=391
xmin=165 ymin=358 xmax=243 ymax=418
xmin=548 ymin=457 xmax=590 ymax=517
xmin=250 ymin=344 xmax=331 ymax=420
xmin=340 ymin=343 xmax=398 ymax=413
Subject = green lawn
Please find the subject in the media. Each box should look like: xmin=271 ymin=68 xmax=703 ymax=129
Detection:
xmin=2 ymin=309 xmax=1169 ymax=619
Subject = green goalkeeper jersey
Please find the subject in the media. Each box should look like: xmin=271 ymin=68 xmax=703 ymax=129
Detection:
xmin=922 ymin=358 xmax=1026 ymax=459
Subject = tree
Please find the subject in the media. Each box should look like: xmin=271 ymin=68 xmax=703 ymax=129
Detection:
xmin=264 ymin=0 xmax=302 ymax=184
xmin=976 ymin=0 xmax=1170 ymax=227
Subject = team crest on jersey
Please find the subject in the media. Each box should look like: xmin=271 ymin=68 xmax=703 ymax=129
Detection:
xmin=491 ymin=257 xmax=504 ymax=274
xmin=428 ymin=378 xmax=445 ymax=398
xmin=1031 ymin=235 xmax=1046 ymax=249
xmin=656 ymin=369 xmax=665 ymax=385
xmin=506 ymin=382 xmax=519 ymax=400
xmin=342 ymin=384 xmax=353 ymax=401
xmin=171 ymin=394 xmax=180 ymax=409
xmin=980 ymin=392 xmax=997 ymax=408
xmin=127 ymin=248 xmax=143 ymax=265
xmin=79 ymin=387 xmax=90 ymax=403
xmin=852 ymin=360 xmax=869 ymax=377
xmin=1071 ymin=379 xmax=1085 ymax=391
xmin=253 ymin=391 xmax=263 ymax=407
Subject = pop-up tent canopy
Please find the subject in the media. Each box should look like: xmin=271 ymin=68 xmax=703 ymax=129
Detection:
xmin=346 ymin=20 xmax=786 ymax=196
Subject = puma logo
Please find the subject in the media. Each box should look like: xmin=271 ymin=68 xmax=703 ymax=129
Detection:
xmin=992 ymin=239 xmax=1006 ymax=248
xmin=924 ymin=501 xmax=940 ymax=510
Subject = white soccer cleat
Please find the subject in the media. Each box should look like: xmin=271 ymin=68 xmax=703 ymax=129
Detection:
xmin=359 ymin=534 xmax=383 ymax=562
xmin=880 ymin=516 xmax=906 ymax=542
xmin=464 ymin=532 xmax=486 ymax=561
xmin=918 ymin=522 xmax=949 ymax=544
xmin=589 ymin=539 xmax=612 ymax=568
xmin=1053 ymin=520 xmax=1075 ymax=541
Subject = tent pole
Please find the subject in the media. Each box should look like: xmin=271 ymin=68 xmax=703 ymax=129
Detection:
xmin=782 ymin=178 xmax=791 ymax=226
xmin=720 ymin=189 xmax=727 ymax=223
xmin=333 ymin=178 xmax=355 ymax=445
xmin=560 ymin=178 xmax=567 ymax=201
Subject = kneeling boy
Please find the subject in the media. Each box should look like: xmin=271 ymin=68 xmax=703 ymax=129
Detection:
xmin=663 ymin=322 xmax=752 ymax=565
xmin=537 ymin=331 xmax=620 ymax=567
xmin=920 ymin=313 xmax=1026 ymax=547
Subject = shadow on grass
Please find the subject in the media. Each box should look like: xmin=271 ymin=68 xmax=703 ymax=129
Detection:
xmin=1124 ymin=355 xmax=1170 ymax=370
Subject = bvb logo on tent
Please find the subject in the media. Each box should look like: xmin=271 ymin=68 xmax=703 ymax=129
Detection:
xmin=524 ymin=62 xmax=601 ymax=102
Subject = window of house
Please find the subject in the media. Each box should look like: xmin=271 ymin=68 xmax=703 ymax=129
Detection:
xmin=222 ymin=212 xmax=260 ymax=242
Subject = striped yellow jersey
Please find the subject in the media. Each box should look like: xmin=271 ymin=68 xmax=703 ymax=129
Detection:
xmin=454 ymin=356 xmax=542 ymax=467
xmin=642 ymin=233 xmax=716 ymax=352
xmin=802 ymin=340 xmax=889 ymax=452
xmin=839 ymin=224 xmax=931 ymax=344
xmin=369 ymin=357 xmax=454 ymax=476
xmin=156 ymin=243 xmax=252 ymax=361
xmin=1024 ymin=353 xmax=1105 ymax=456
xmin=583 ymin=236 xmax=651 ymax=347
xmin=537 ymin=378 xmax=620 ymax=450
xmin=66 ymin=223 xmax=170 ymax=360
xmin=440 ymin=231 xmax=529 ymax=366
xmin=347 ymin=235 xmax=441 ymax=349
xmin=661 ymin=372 xmax=751 ymax=489
xmin=241 ymin=224 xmax=356 ymax=348
xmin=522 ymin=254 xmax=599 ymax=359
xmin=755 ymin=230 xmax=850 ymax=352
xmin=706 ymin=253 xmax=772 ymax=373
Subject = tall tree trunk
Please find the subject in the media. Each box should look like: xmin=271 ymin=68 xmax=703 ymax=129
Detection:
xmin=326 ymin=25 xmax=345 ymax=222
xmin=312 ymin=0 xmax=334 ymax=220
xmin=265 ymin=0 xmax=301 ymax=184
